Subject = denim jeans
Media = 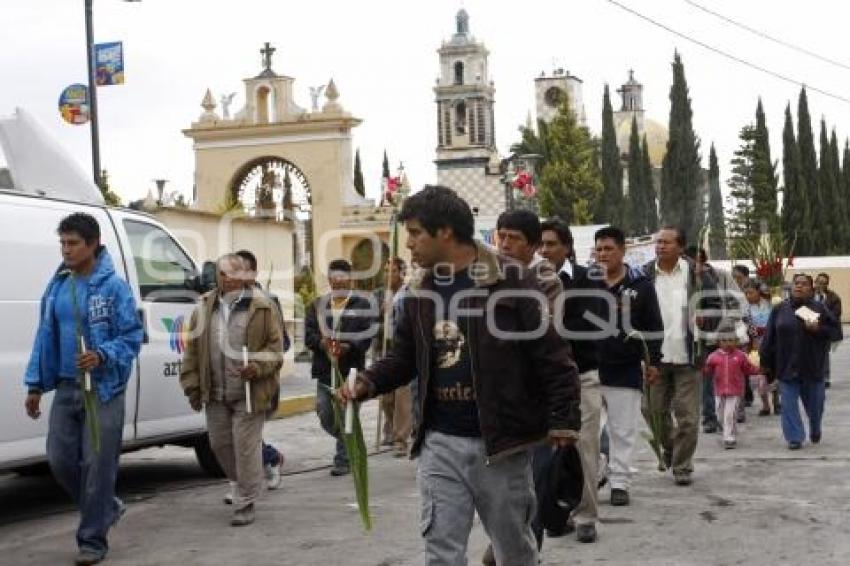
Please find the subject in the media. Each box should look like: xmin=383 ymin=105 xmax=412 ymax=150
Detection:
xmin=262 ymin=442 xmax=282 ymax=467
xmin=702 ymin=376 xmax=717 ymax=423
xmin=47 ymin=381 xmax=125 ymax=558
xmin=778 ymin=379 xmax=826 ymax=444
xmin=316 ymin=382 xmax=348 ymax=468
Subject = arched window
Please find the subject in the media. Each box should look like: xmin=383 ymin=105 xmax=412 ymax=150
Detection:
xmin=256 ymin=86 xmax=271 ymax=124
xmin=454 ymin=61 xmax=464 ymax=85
xmin=455 ymin=101 xmax=467 ymax=135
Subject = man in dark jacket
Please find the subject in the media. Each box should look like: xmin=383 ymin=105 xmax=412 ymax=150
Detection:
xmin=642 ymin=226 xmax=719 ymax=486
xmin=814 ymin=272 xmax=842 ymax=388
xmin=595 ymin=227 xmax=663 ymax=506
xmin=304 ymin=259 xmax=374 ymax=476
xmin=760 ymin=273 xmax=842 ymax=449
xmin=341 ymin=186 xmax=580 ymax=566
xmin=539 ymin=218 xmax=603 ymax=544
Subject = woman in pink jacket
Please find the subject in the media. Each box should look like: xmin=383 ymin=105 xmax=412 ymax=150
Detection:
xmin=703 ymin=325 xmax=762 ymax=448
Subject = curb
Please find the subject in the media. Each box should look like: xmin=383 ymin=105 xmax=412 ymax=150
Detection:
xmin=273 ymin=394 xmax=316 ymax=419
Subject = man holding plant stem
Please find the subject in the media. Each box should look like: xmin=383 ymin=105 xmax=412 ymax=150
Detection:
xmin=24 ymin=213 xmax=143 ymax=566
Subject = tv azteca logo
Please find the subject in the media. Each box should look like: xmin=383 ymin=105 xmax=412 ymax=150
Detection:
xmin=161 ymin=316 xmax=186 ymax=354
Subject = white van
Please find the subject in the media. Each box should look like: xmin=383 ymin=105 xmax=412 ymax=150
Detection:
xmin=0 ymin=109 xmax=221 ymax=475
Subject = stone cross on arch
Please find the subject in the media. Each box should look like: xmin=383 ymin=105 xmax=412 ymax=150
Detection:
xmin=260 ymin=42 xmax=276 ymax=72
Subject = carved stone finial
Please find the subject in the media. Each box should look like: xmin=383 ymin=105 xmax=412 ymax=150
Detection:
xmin=199 ymin=88 xmax=220 ymax=123
xmin=322 ymin=78 xmax=342 ymax=113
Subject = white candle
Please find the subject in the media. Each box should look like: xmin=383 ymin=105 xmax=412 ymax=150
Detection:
xmin=243 ymin=346 xmax=252 ymax=414
xmin=345 ymin=368 xmax=356 ymax=434
xmin=79 ymin=335 xmax=92 ymax=392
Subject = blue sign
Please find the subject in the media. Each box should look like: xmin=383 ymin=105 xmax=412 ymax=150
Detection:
xmin=95 ymin=42 xmax=124 ymax=86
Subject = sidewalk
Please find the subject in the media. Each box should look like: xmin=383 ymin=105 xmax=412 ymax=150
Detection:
xmin=3 ymin=350 xmax=850 ymax=564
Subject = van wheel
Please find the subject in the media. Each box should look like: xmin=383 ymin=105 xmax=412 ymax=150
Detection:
xmin=193 ymin=434 xmax=225 ymax=478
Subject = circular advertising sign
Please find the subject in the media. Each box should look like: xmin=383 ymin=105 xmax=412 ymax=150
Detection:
xmin=58 ymin=83 xmax=90 ymax=125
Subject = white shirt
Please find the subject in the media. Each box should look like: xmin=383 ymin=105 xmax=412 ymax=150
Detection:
xmin=655 ymin=257 xmax=689 ymax=364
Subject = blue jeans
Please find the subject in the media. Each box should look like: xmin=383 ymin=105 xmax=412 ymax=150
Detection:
xmin=778 ymin=379 xmax=826 ymax=444
xmin=316 ymin=383 xmax=348 ymax=468
xmin=702 ymin=376 xmax=717 ymax=423
xmin=262 ymin=442 xmax=281 ymax=467
xmin=48 ymin=381 xmax=125 ymax=558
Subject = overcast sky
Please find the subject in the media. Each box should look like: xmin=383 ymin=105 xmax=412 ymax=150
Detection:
xmin=3 ymin=0 xmax=850 ymax=208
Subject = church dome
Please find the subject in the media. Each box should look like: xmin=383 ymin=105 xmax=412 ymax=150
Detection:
xmin=615 ymin=116 xmax=668 ymax=168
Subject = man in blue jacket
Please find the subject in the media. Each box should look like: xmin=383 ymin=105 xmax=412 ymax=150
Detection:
xmin=23 ymin=213 xmax=143 ymax=566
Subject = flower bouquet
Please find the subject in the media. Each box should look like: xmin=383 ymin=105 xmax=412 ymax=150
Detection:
xmin=737 ymin=230 xmax=796 ymax=303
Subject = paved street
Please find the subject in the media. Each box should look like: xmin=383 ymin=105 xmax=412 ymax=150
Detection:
xmin=2 ymin=347 xmax=850 ymax=565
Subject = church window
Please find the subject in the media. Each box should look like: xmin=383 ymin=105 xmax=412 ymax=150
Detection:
xmin=469 ymin=101 xmax=476 ymax=142
xmin=454 ymin=61 xmax=464 ymax=85
xmin=444 ymin=107 xmax=452 ymax=145
xmin=477 ymin=101 xmax=486 ymax=144
xmin=438 ymin=104 xmax=444 ymax=146
xmin=455 ymin=101 xmax=466 ymax=135
xmin=256 ymin=85 xmax=272 ymax=124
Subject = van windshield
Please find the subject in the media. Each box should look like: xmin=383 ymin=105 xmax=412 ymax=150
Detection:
xmin=124 ymin=219 xmax=197 ymax=302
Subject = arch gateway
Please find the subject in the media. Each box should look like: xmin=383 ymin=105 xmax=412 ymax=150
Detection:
xmin=167 ymin=43 xmax=402 ymax=310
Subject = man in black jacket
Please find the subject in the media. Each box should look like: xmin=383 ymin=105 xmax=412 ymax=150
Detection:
xmin=304 ymin=259 xmax=374 ymax=476
xmin=539 ymin=218 xmax=603 ymax=544
xmin=341 ymin=186 xmax=580 ymax=565
xmin=594 ymin=227 xmax=663 ymax=506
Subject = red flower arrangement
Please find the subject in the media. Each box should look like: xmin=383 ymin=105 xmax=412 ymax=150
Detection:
xmin=512 ymin=171 xmax=536 ymax=198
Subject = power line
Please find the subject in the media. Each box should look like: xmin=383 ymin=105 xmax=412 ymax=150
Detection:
xmin=603 ymin=0 xmax=850 ymax=105
xmin=684 ymin=0 xmax=850 ymax=72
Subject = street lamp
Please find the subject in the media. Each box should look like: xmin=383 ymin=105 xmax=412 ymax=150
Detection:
xmin=85 ymin=0 xmax=141 ymax=189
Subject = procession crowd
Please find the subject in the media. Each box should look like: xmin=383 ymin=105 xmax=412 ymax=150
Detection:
xmin=21 ymin=185 xmax=844 ymax=565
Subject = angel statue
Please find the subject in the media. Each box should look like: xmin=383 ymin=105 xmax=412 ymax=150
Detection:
xmin=308 ymin=85 xmax=326 ymax=112
xmin=220 ymin=92 xmax=237 ymax=119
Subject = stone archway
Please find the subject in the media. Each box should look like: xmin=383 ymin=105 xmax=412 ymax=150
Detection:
xmin=229 ymin=156 xmax=312 ymax=221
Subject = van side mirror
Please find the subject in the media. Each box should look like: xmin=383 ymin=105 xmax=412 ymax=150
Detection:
xmin=200 ymin=261 xmax=218 ymax=292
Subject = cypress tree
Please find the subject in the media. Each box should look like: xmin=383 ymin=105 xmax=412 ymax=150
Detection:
xmin=641 ymin=135 xmax=659 ymax=233
xmin=537 ymin=96 xmax=603 ymax=224
xmin=797 ymin=88 xmax=821 ymax=254
xmin=843 ymin=140 xmax=850 ymax=220
xmin=626 ymin=116 xmax=645 ymax=235
xmin=599 ymin=84 xmax=624 ymax=227
xmin=382 ymin=150 xmax=390 ymax=179
xmin=829 ymin=130 xmax=846 ymax=251
xmin=660 ymin=52 xmax=702 ymax=244
xmin=728 ymin=125 xmax=759 ymax=252
xmin=707 ymin=144 xmax=727 ymax=259
xmin=752 ymin=99 xmax=779 ymax=231
xmin=818 ymin=120 xmax=838 ymax=254
xmin=353 ymin=148 xmax=365 ymax=197
xmin=780 ymin=104 xmax=809 ymax=255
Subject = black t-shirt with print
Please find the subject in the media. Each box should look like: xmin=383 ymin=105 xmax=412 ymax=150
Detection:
xmin=426 ymin=268 xmax=480 ymax=437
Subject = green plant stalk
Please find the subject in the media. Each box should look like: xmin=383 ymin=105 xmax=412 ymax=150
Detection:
xmin=70 ymin=274 xmax=101 ymax=454
xmin=626 ymin=331 xmax=666 ymax=471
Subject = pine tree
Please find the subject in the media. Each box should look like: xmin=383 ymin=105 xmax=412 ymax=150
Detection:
xmin=707 ymin=144 xmax=727 ymax=259
xmin=752 ymin=99 xmax=779 ymax=231
xmin=537 ymin=97 xmax=603 ymax=224
xmin=626 ymin=116 xmax=645 ymax=235
xmin=843 ymin=140 xmax=850 ymax=224
xmin=780 ymin=104 xmax=809 ymax=255
xmin=598 ymin=84 xmax=624 ymax=227
xmin=727 ymin=125 xmax=759 ymax=253
xmin=818 ymin=120 xmax=839 ymax=254
xmin=382 ymin=150 xmax=390 ymax=180
xmin=660 ymin=52 xmax=702 ymax=244
xmin=829 ymin=130 xmax=846 ymax=252
xmin=797 ymin=88 xmax=821 ymax=254
xmin=641 ymin=135 xmax=659 ymax=233
xmin=353 ymin=148 xmax=365 ymax=197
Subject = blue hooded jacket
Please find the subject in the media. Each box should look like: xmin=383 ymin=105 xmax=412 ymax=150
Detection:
xmin=24 ymin=247 xmax=144 ymax=402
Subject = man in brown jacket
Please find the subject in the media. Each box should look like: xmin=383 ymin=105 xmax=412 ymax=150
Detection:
xmin=180 ymin=254 xmax=284 ymax=526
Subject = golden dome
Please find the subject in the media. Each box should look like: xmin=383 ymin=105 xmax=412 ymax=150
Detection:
xmin=614 ymin=115 xmax=668 ymax=168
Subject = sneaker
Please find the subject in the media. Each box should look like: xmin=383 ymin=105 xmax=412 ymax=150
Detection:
xmin=674 ymin=472 xmax=693 ymax=486
xmin=703 ymin=421 xmax=718 ymax=434
xmin=788 ymin=441 xmax=802 ymax=450
xmin=547 ymin=519 xmax=575 ymax=538
xmin=74 ymin=550 xmax=104 ymax=565
xmin=110 ymin=497 xmax=127 ymax=528
xmin=481 ymin=543 xmax=496 ymax=565
xmin=723 ymin=440 xmax=737 ymax=449
xmin=737 ymin=413 xmax=746 ymax=424
xmin=610 ymin=488 xmax=630 ymax=506
xmin=231 ymin=503 xmax=255 ymax=526
xmin=330 ymin=465 xmax=350 ymax=477
xmin=576 ymin=523 xmax=598 ymax=543
xmin=266 ymin=463 xmax=282 ymax=490
xmin=223 ymin=481 xmax=238 ymax=505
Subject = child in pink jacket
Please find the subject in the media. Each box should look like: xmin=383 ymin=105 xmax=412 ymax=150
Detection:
xmin=703 ymin=332 xmax=761 ymax=448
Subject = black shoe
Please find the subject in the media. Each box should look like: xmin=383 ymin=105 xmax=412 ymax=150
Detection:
xmin=788 ymin=441 xmax=802 ymax=450
xmin=576 ymin=523 xmax=598 ymax=543
xmin=703 ymin=422 xmax=718 ymax=434
xmin=825 ymin=381 xmax=831 ymax=389
xmin=330 ymin=465 xmax=350 ymax=476
xmin=74 ymin=550 xmax=104 ymax=566
xmin=758 ymin=408 xmax=771 ymax=416
xmin=674 ymin=472 xmax=693 ymax=486
xmin=737 ymin=413 xmax=746 ymax=424
xmin=610 ymin=488 xmax=630 ymax=506
xmin=811 ymin=433 xmax=822 ymax=444
xmin=663 ymin=451 xmax=673 ymax=470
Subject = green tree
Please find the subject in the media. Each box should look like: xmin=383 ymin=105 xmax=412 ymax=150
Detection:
xmin=707 ymin=144 xmax=727 ymax=259
xmin=843 ymin=140 xmax=850 ymax=226
xmin=780 ymin=103 xmax=810 ymax=255
xmin=829 ymin=129 xmax=846 ymax=252
xmin=797 ymin=88 xmax=822 ymax=253
xmin=512 ymin=118 xmax=552 ymax=165
xmin=727 ymin=125 xmax=758 ymax=253
xmin=382 ymin=150 xmax=390 ymax=179
xmin=626 ymin=116 xmax=645 ymax=235
xmin=752 ymin=99 xmax=779 ymax=231
xmin=660 ymin=52 xmax=702 ymax=243
xmin=598 ymin=84 xmax=624 ymax=227
xmin=98 ymin=170 xmax=121 ymax=207
xmin=536 ymin=97 xmax=602 ymax=224
xmin=353 ymin=148 xmax=365 ymax=197
xmin=818 ymin=120 xmax=840 ymax=253
xmin=641 ymin=135 xmax=659 ymax=233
